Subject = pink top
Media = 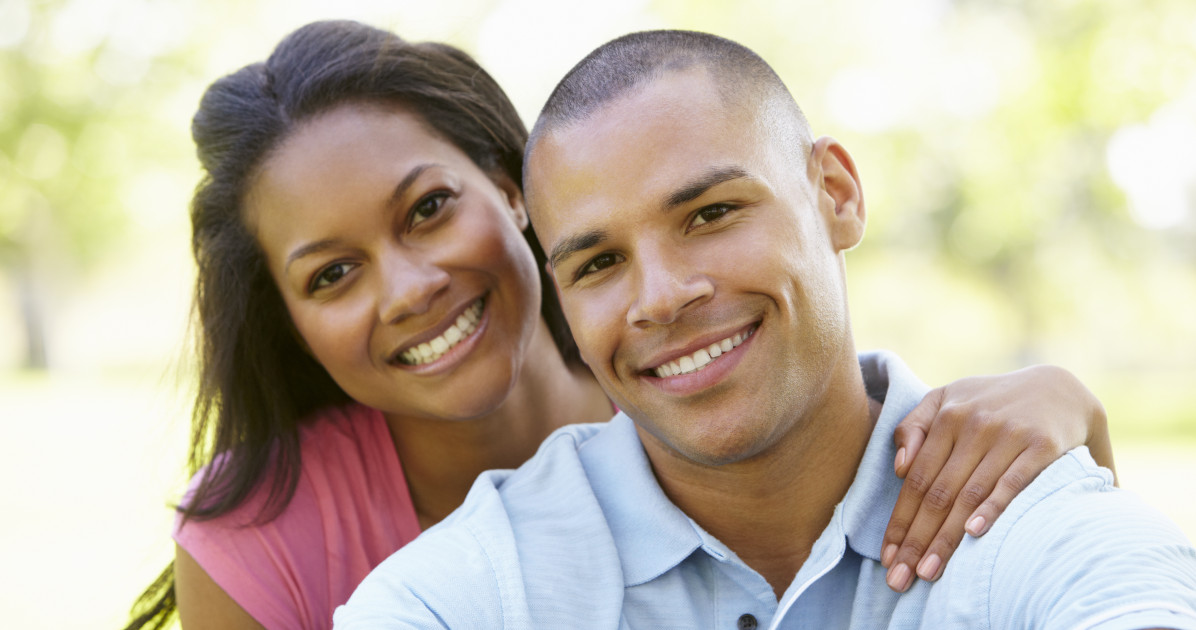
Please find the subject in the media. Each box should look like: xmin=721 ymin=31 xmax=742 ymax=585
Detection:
xmin=173 ymin=403 xmax=421 ymax=630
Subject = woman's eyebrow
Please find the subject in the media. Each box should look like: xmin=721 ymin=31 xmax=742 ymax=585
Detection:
xmin=388 ymin=163 xmax=442 ymax=208
xmin=285 ymin=239 xmax=339 ymax=272
xmin=284 ymin=163 xmax=449 ymax=272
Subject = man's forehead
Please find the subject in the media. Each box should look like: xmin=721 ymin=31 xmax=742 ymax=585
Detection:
xmin=534 ymin=66 xmax=728 ymax=146
xmin=526 ymin=70 xmax=751 ymax=217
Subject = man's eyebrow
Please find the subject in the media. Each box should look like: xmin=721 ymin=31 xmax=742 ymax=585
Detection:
xmin=545 ymin=167 xmax=749 ymax=270
xmin=548 ymin=229 xmax=609 ymax=269
xmin=663 ymin=166 xmax=751 ymax=209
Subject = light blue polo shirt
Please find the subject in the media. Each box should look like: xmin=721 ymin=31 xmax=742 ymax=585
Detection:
xmin=335 ymin=351 xmax=1196 ymax=629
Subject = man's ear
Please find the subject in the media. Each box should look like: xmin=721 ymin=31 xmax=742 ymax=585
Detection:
xmin=493 ymin=173 xmax=529 ymax=230
xmin=809 ymin=136 xmax=866 ymax=252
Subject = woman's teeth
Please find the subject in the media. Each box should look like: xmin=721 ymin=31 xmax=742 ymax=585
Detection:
xmin=398 ymin=299 xmax=484 ymax=366
xmin=653 ymin=328 xmax=754 ymax=378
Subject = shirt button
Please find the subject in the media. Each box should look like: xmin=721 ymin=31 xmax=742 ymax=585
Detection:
xmin=737 ymin=613 xmax=758 ymax=630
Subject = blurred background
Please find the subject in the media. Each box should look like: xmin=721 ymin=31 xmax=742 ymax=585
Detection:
xmin=1 ymin=0 xmax=1193 ymax=626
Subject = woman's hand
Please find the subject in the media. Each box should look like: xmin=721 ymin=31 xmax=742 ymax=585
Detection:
xmin=881 ymin=364 xmax=1113 ymax=592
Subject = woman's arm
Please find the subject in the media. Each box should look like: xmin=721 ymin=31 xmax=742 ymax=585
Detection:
xmin=175 ymin=545 xmax=265 ymax=630
xmin=880 ymin=364 xmax=1113 ymax=592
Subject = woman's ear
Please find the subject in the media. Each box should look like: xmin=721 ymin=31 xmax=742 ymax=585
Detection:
xmin=493 ymin=173 xmax=529 ymax=230
xmin=809 ymin=136 xmax=866 ymax=252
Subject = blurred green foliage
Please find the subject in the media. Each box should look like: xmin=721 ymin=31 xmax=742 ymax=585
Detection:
xmin=2 ymin=0 xmax=1194 ymax=405
xmin=2 ymin=2 xmax=1193 ymax=628
xmin=1 ymin=0 xmax=203 ymax=367
xmin=661 ymin=0 xmax=1196 ymax=376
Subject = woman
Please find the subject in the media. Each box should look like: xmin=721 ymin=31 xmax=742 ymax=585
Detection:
xmin=126 ymin=20 xmax=1113 ymax=630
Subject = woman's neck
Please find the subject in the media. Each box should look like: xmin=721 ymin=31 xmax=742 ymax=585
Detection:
xmin=384 ymin=320 xmax=611 ymax=529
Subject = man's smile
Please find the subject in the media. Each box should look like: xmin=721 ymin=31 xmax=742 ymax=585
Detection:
xmin=649 ymin=324 xmax=757 ymax=378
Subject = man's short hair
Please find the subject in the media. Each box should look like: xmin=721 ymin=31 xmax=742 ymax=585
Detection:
xmin=527 ymin=29 xmax=813 ymax=166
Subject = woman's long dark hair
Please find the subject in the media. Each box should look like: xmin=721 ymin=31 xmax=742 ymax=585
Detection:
xmin=125 ymin=20 xmax=576 ymax=629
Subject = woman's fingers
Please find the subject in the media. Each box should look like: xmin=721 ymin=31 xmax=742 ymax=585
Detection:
xmin=891 ymin=387 xmax=943 ymax=478
xmin=883 ymin=432 xmax=996 ymax=591
xmin=882 ymin=401 xmax=958 ymax=571
xmin=904 ymin=449 xmax=1021 ymax=587
xmin=964 ymin=436 xmax=1057 ymax=537
xmin=881 ymin=365 xmax=1109 ymax=593
xmin=884 ymin=430 xmax=1058 ymax=592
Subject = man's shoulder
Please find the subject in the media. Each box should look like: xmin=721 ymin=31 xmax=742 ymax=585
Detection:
xmin=334 ymin=483 xmax=517 ymax=628
xmin=382 ymin=418 xmax=615 ymax=566
xmin=993 ymin=446 xmax=1172 ymax=542
xmin=1000 ymin=445 xmax=1117 ymax=516
xmin=461 ymin=420 xmax=610 ymax=520
xmin=492 ymin=420 xmax=609 ymax=488
xmin=935 ymin=447 xmax=1196 ymax=629
xmin=335 ymin=420 xmax=628 ymax=628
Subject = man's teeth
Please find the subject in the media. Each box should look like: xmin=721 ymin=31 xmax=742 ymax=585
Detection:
xmin=398 ymin=299 xmax=483 ymax=365
xmin=653 ymin=328 xmax=754 ymax=378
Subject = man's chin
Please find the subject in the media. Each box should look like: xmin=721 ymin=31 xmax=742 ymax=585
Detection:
xmin=635 ymin=416 xmax=774 ymax=469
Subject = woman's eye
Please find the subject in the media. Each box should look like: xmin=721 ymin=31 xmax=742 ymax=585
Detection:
xmin=578 ymin=253 xmax=622 ymax=279
xmin=691 ymin=204 xmax=733 ymax=228
xmin=410 ymin=192 xmax=450 ymax=227
xmin=310 ymin=262 xmax=354 ymax=292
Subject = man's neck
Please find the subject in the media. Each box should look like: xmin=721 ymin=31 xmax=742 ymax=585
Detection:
xmin=641 ymin=356 xmax=877 ymax=601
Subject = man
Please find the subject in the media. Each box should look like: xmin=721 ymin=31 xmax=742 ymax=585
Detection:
xmin=335 ymin=30 xmax=1196 ymax=629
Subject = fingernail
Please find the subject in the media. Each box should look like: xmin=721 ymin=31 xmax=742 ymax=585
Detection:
xmin=966 ymin=515 xmax=988 ymax=537
xmin=882 ymin=543 xmax=897 ymax=567
xmin=916 ymin=553 xmax=942 ymax=581
xmin=894 ymin=447 xmax=906 ymax=473
xmin=886 ymin=563 xmax=912 ymax=592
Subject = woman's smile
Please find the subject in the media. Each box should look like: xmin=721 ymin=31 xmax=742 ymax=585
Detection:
xmin=395 ymin=296 xmax=486 ymax=367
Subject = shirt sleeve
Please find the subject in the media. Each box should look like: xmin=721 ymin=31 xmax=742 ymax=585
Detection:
xmin=987 ymin=451 xmax=1196 ymax=630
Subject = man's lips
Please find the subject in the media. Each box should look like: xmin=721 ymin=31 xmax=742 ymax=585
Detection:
xmin=645 ymin=323 xmax=758 ymax=378
xmin=392 ymin=297 xmax=485 ymax=366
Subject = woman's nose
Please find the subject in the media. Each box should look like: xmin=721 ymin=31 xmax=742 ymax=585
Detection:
xmin=376 ymin=249 xmax=451 ymax=325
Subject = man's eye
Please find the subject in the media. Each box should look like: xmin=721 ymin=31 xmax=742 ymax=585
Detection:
xmin=577 ymin=253 xmax=622 ymax=279
xmin=691 ymin=204 xmax=733 ymax=228
xmin=310 ymin=262 xmax=355 ymax=292
xmin=410 ymin=192 xmax=450 ymax=227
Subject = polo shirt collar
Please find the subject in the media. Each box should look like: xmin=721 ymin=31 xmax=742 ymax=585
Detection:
xmin=839 ymin=351 xmax=931 ymax=562
xmin=579 ymin=413 xmax=705 ymax=587
xmin=578 ymin=352 xmax=929 ymax=583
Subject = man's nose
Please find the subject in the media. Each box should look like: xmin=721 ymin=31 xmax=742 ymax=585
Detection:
xmin=626 ymin=243 xmax=713 ymax=327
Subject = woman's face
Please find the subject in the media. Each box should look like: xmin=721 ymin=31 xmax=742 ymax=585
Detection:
xmin=246 ymin=102 xmax=542 ymax=421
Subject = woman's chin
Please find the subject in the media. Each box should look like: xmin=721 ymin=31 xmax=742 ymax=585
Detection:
xmin=378 ymin=376 xmax=519 ymax=424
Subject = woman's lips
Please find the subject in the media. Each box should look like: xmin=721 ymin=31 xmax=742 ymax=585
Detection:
xmin=395 ymin=297 xmax=484 ymax=366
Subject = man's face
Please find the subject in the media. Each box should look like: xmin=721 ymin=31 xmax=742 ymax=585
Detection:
xmin=527 ymin=69 xmax=865 ymax=467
